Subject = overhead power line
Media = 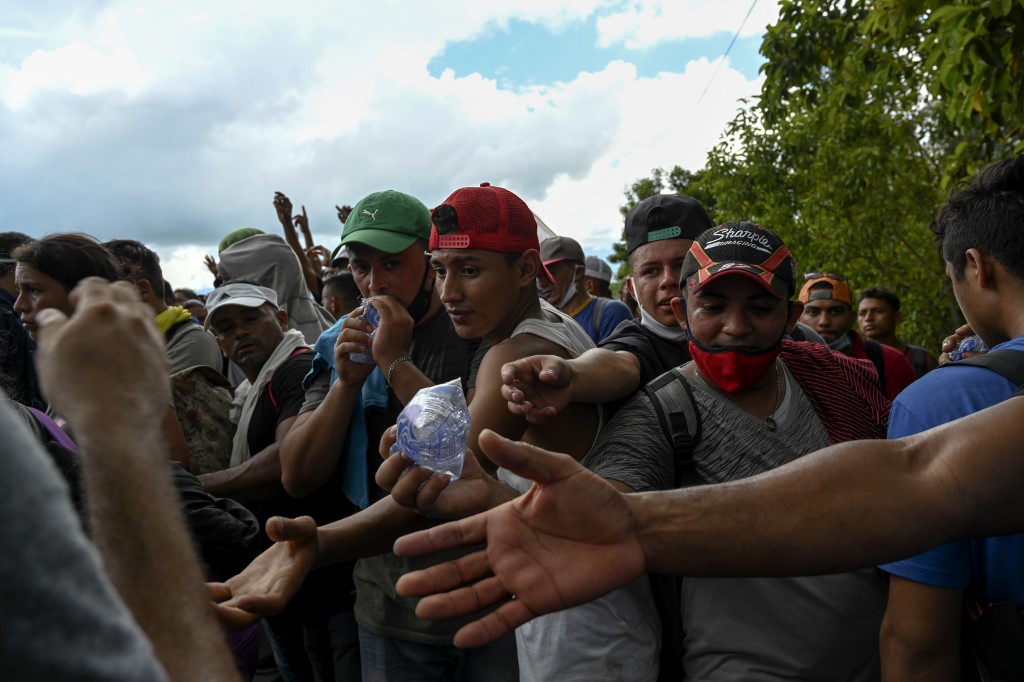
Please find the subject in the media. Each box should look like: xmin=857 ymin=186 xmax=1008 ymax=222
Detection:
xmin=697 ymin=0 xmax=759 ymax=104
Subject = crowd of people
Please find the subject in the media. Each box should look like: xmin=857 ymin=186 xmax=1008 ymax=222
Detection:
xmin=2 ymin=153 xmax=1023 ymax=682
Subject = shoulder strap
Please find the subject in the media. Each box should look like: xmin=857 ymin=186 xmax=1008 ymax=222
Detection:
xmin=863 ymin=339 xmax=887 ymax=393
xmin=642 ymin=367 xmax=701 ymax=682
xmin=268 ymin=347 xmax=313 ymax=413
xmin=26 ymin=407 xmax=80 ymax=454
xmin=590 ymin=296 xmax=610 ymax=339
xmin=907 ymin=345 xmax=929 ymax=376
xmin=943 ymin=349 xmax=1024 ymax=388
xmin=641 ymin=367 xmax=702 ymax=487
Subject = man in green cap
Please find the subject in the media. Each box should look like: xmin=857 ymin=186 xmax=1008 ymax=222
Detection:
xmin=263 ymin=190 xmax=506 ymax=680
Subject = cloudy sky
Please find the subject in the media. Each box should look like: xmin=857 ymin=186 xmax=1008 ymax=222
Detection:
xmin=1 ymin=0 xmax=779 ymax=291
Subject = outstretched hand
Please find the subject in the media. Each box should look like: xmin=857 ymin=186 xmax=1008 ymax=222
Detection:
xmin=307 ymin=245 xmax=331 ymax=271
xmin=210 ymin=515 xmax=319 ymax=630
xmin=500 ymin=355 xmax=574 ymax=423
xmin=393 ymin=429 xmax=646 ymax=648
xmin=273 ymin=191 xmax=294 ymax=227
xmin=204 ymin=254 xmax=219 ymax=278
xmin=336 ymin=204 xmax=353 ymax=224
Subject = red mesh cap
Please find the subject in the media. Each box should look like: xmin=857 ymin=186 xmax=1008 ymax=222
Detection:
xmin=429 ymin=183 xmax=540 ymax=253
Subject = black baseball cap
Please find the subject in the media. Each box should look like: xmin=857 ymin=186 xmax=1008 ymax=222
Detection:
xmin=681 ymin=222 xmax=797 ymax=299
xmin=624 ymin=194 xmax=712 ymax=255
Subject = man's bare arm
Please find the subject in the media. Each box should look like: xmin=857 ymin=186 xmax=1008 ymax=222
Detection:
xmin=199 ymin=416 xmax=298 ymax=502
xmin=37 ymin=279 xmax=239 ymax=681
xmin=393 ymin=400 xmax=1024 ymax=647
xmin=879 ymin=578 xmax=962 ymax=682
xmin=501 ymin=348 xmax=641 ymax=423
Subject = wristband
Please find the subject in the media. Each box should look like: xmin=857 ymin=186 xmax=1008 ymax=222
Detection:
xmin=386 ymin=355 xmax=413 ymax=387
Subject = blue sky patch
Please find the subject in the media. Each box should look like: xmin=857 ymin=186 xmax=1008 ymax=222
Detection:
xmin=428 ymin=17 xmax=765 ymax=88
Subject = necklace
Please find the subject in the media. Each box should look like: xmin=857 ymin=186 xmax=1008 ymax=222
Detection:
xmin=694 ymin=361 xmax=782 ymax=431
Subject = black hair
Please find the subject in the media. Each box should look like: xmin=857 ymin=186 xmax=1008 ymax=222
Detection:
xmin=588 ymin=278 xmax=613 ymax=298
xmin=932 ymin=154 xmax=1024 ymax=280
xmin=0 ymin=232 xmax=33 ymax=278
xmin=103 ymin=239 xmax=165 ymax=294
xmin=12 ymin=233 xmax=123 ymax=291
xmin=432 ymin=205 xmax=459 ymax=235
xmin=322 ymin=271 xmax=360 ymax=299
xmin=858 ymin=286 xmax=900 ymax=311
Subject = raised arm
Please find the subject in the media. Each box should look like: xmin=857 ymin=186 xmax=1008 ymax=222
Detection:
xmin=273 ymin=191 xmax=322 ymax=297
xmin=36 ymin=278 xmax=239 ymax=681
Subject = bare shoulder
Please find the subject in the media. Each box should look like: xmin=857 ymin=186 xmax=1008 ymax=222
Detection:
xmin=490 ymin=332 xmax=575 ymax=364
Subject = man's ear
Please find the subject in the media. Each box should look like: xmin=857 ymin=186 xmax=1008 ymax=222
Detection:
xmin=276 ymin=309 xmax=289 ymax=330
xmin=785 ymin=300 xmax=805 ymax=335
xmin=966 ymin=248 xmax=997 ymax=290
xmin=625 ymin=275 xmax=637 ymax=299
xmin=519 ymin=251 xmax=542 ymax=286
xmin=670 ymin=296 xmax=687 ymax=329
xmin=585 ymin=278 xmax=598 ymax=294
xmin=136 ymin=278 xmax=153 ymax=299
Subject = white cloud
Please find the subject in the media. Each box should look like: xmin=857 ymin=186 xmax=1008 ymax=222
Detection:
xmin=531 ymin=55 xmax=763 ymax=259
xmin=596 ymin=0 xmax=780 ymax=48
xmin=3 ymin=41 xmax=150 ymax=108
xmin=0 ymin=0 xmax=775 ymax=288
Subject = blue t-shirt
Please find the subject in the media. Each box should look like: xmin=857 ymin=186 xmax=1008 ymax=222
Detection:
xmin=572 ymin=296 xmax=634 ymax=344
xmin=880 ymin=335 xmax=1024 ymax=603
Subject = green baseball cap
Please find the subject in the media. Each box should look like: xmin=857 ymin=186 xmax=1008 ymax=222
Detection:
xmin=340 ymin=190 xmax=431 ymax=254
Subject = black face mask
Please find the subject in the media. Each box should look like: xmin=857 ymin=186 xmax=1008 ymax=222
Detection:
xmin=405 ymin=256 xmax=434 ymax=323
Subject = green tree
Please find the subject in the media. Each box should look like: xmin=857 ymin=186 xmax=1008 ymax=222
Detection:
xmin=699 ymin=0 xmax=1024 ymax=350
xmin=615 ymin=0 xmax=1023 ymax=349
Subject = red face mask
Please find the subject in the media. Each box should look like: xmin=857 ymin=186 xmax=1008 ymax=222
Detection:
xmin=688 ymin=335 xmax=782 ymax=395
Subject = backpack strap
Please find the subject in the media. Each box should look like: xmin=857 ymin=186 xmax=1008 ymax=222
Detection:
xmin=588 ymin=296 xmax=611 ymax=340
xmin=641 ymin=367 xmax=702 ymax=487
xmin=863 ymin=339 xmax=887 ymax=394
xmin=941 ymin=348 xmax=1024 ymax=388
xmin=906 ymin=345 xmax=930 ymax=377
xmin=641 ymin=366 xmax=702 ymax=682
xmin=27 ymin=407 xmax=80 ymax=454
xmin=267 ymin=347 xmax=313 ymax=414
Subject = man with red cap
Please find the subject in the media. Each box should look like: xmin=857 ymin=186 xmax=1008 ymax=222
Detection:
xmin=215 ymin=183 xmax=603 ymax=681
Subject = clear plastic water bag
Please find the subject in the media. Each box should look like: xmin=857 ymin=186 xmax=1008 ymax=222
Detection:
xmin=390 ymin=379 xmax=470 ymax=480
xmin=348 ymin=298 xmax=380 ymax=364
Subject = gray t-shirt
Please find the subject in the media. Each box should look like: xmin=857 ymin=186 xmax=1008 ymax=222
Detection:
xmin=583 ymin=363 xmax=886 ymax=681
xmin=0 ymin=398 xmax=169 ymax=681
xmin=166 ymin=322 xmax=223 ymax=374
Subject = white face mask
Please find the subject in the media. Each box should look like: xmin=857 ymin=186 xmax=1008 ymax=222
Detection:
xmin=555 ymin=280 xmax=577 ymax=309
xmin=627 ymin=276 xmax=687 ymax=343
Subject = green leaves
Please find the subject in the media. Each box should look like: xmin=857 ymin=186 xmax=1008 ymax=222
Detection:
xmin=613 ymin=0 xmax=1022 ymax=349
